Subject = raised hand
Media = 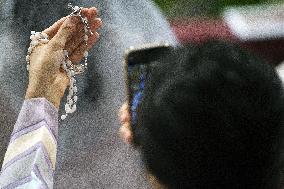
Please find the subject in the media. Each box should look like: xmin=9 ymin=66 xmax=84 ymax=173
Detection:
xmin=25 ymin=7 xmax=102 ymax=109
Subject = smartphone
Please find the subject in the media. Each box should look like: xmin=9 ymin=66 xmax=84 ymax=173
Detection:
xmin=124 ymin=43 xmax=172 ymax=128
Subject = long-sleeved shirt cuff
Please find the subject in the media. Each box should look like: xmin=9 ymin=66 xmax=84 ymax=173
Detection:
xmin=12 ymin=98 xmax=58 ymax=140
xmin=0 ymin=98 xmax=58 ymax=189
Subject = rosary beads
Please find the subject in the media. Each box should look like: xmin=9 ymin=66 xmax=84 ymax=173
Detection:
xmin=26 ymin=3 xmax=93 ymax=120
xmin=26 ymin=32 xmax=49 ymax=71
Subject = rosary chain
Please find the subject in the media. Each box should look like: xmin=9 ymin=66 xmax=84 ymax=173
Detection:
xmin=26 ymin=3 xmax=93 ymax=120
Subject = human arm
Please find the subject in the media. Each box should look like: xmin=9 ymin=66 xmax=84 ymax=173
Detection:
xmin=25 ymin=7 xmax=102 ymax=109
xmin=0 ymin=98 xmax=58 ymax=189
xmin=0 ymin=7 xmax=102 ymax=189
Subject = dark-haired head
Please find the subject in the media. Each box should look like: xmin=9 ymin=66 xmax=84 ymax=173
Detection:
xmin=133 ymin=41 xmax=284 ymax=189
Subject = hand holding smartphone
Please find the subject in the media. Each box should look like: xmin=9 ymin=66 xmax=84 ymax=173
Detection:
xmin=124 ymin=43 xmax=172 ymax=129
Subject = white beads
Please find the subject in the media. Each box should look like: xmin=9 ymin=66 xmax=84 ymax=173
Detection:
xmin=68 ymin=99 xmax=74 ymax=105
xmin=71 ymin=70 xmax=75 ymax=76
xmin=65 ymin=104 xmax=71 ymax=113
xmin=64 ymin=50 xmax=69 ymax=56
xmin=70 ymin=78 xmax=75 ymax=85
xmin=71 ymin=105 xmax=77 ymax=113
xmin=42 ymin=33 xmax=48 ymax=39
xmin=26 ymin=32 xmax=50 ymax=72
xmin=73 ymin=86 xmax=77 ymax=93
xmin=31 ymin=40 xmax=39 ymax=46
xmin=84 ymin=35 xmax=88 ymax=41
xmin=64 ymin=3 xmax=91 ymax=77
xmin=35 ymin=32 xmax=41 ymax=39
xmin=26 ymin=55 xmax=30 ymax=62
xmin=62 ymin=63 xmax=67 ymax=70
xmin=61 ymin=115 xmax=67 ymax=120
xmin=30 ymin=35 xmax=36 ymax=41
xmin=67 ymin=95 xmax=71 ymax=101
xmin=74 ymin=6 xmax=80 ymax=11
xmin=61 ymin=46 xmax=79 ymax=120
xmin=67 ymin=60 xmax=72 ymax=66
xmin=74 ymin=96 xmax=78 ymax=102
xmin=41 ymin=39 xmax=49 ymax=44
xmin=28 ymin=47 xmax=32 ymax=53
xmin=26 ymin=3 xmax=92 ymax=121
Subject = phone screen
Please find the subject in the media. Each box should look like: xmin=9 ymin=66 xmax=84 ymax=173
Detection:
xmin=125 ymin=45 xmax=171 ymax=127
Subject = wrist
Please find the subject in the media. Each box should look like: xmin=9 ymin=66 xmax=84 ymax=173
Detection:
xmin=25 ymin=86 xmax=62 ymax=109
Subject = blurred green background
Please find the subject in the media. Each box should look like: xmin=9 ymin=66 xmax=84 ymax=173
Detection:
xmin=153 ymin=0 xmax=283 ymax=18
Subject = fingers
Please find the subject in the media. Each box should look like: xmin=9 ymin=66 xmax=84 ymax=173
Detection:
xmin=66 ymin=18 xmax=102 ymax=54
xmin=42 ymin=17 xmax=68 ymax=39
xmin=44 ymin=7 xmax=97 ymax=40
xmin=69 ymin=32 xmax=99 ymax=63
xmin=119 ymin=103 xmax=130 ymax=115
xmin=89 ymin=18 xmax=103 ymax=32
xmin=64 ymin=19 xmax=86 ymax=53
xmin=82 ymin=7 xmax=98 ymax=21
xmin=48 ymin=7 xmax=98 ymax=50
xmin=118 ymin=103 xmax=133 ymax=144
xmin=119 ymin=123 xmax=133 ymax=144
xmin=119 ymin=103 xmax=131 ymax=124
xmin=49 ymin=16 xmax=80 ymax=50
xmin=119 ymin=103 xmax=130 ymax=117
xmin=63 ymin=8 xmax=94 ymax=53
xmin=120 ymin=109 xmax=131 ymax=124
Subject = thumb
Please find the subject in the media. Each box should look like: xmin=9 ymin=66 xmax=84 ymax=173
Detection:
xmin=49 ymin=16 xmax=78 ymax=50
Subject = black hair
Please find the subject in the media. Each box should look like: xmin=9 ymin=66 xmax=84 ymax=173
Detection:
xmin=133 ymin=41 xmax=284 ymax=189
